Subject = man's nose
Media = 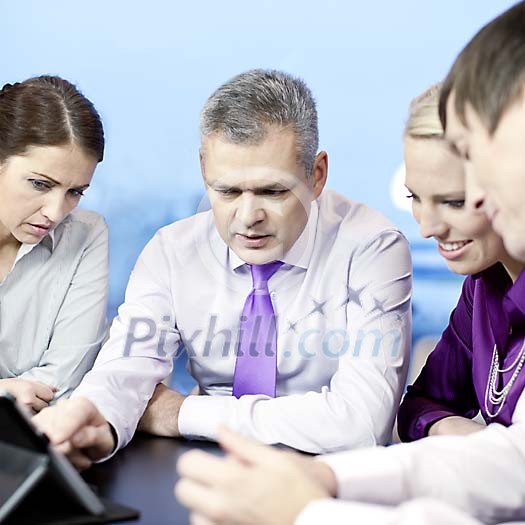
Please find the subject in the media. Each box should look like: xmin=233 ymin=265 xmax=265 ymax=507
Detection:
xmin=236 ymin=193 xmax=265 ymax=228
xmin=464 ymin=164 xmax=486 ymax=213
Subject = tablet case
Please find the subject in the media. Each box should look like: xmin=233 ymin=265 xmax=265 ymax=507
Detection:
xmin=0 ymin=393 xmax=139 ymax=524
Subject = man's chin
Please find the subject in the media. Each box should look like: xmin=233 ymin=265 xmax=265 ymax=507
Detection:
xmin=232 ymin=244 xmax=283 ymax=265
xmin=504 ymin=234 xmax=525 ymax=264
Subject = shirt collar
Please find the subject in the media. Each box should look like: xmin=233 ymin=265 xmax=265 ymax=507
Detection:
xmin=227 ymin=198 xmax=319 ymax=272
xmin=13 ymin=228 xmax=55 ymax=266
xmin=480 ymin=263 xmax=525 ymax=330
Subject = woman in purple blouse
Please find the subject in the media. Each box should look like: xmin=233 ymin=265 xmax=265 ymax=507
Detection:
xmin=398 ymin=84 xmax=525 ymax=441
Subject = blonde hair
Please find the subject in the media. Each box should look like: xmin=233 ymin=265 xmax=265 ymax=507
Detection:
xmin=404 ymin=83 xmax=444 ymax=139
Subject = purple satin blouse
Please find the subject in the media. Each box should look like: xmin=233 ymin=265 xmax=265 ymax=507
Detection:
xmin=398 ymin=263 xmax=525 ymax=441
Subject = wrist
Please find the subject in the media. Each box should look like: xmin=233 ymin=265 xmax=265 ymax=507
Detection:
xmin=107 ymin=422 xmax=118 ymax=453
xmin=138 ymin=387 xmax=186 ymax=437
xmin=313 ymin=460 xmax=338 ymax=497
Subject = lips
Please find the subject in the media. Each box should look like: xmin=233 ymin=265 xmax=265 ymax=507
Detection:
xmin=438 ymin=240 xmax=471 ymax=252
xmin=235 ymin=233 xmax=272 ymax=249
xmin=27 ymin=223 xmax=52 ymax=237
xmin=436 ymin=239 xmax=473 ymax=261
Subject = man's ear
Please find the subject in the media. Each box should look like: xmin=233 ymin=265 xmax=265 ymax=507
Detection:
xmin=199 ymin=148 xmax=206 ymax=178
xmin=311 ymin=151 xmax=328 ymax=199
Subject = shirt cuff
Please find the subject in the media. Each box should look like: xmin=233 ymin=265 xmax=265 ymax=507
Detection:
xmin=296 ymin=498 xmax=394 ymax=525
xmin=409 ymin=410 xmax=459 ymax=440
xmin=319 ymin=445 xmax=412 ymax=505
xmin=178 ymin=394 xmax=237 ymax=440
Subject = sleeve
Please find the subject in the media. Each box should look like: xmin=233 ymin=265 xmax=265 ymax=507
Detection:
xmin=317 ymin=393 xmax=525 ymax=524
xmin=178 ymin=230 xmax=412 ymax=453
xmin=19 ymin=217 xmax=109 ymax=399
xmin=72 ymin=230 xmax=181 ymax=451
xmin=397 ymin=277 xmax=480 ymax=441
xmin=296 ymin=498 xmax=484 ymax=525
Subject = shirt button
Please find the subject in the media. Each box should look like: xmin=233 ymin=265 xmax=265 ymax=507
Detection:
xmin=270 ymin=292 xmax=277 ymax=300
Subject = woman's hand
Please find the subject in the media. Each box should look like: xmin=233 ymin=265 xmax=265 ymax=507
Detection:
xmin=428 ymin=415 xmax=486 ymax=437
xmin=0 ymin=377 xmax=56 ymax=413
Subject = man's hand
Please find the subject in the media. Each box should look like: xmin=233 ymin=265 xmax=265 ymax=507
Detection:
xmin=428 ymin=415 xmax=486 ymax=437
xmin=137 ymin=383 xmax=186 ymax=437
xmin=0 ymin=378 xmax=56 ymax=413
xmin=175 ymin=428 xmax=334 ymax=525
xmin=33 ymin=397 xmax=115 ymax=470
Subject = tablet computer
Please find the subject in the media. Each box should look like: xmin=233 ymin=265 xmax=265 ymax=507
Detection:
xmin=0 ymin=392 xmax=138 ymax=524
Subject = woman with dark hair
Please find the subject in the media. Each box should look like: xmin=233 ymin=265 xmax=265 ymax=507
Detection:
xmin=0 ymin=75 xmax=108 ymax=412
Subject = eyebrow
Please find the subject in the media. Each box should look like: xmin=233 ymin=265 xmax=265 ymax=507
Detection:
xmin=210 ymin=182 xmax=290 ymax=192
xmin=31 ymin=172 xmax=90 ymax=190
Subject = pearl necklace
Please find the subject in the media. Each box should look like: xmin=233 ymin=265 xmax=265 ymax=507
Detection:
xmin=484 ymin=342 xmax=525 ymax=418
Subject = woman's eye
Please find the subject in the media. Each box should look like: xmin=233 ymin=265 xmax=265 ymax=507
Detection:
xmin=444 ymin=200 xmax=465 ymax=209
xmin=29 ymin=179 xmax=52 ymax=191
xmin=406 ymin=192 xmax=420 ymax=202
xmin=69 ymin=189 xmax=85 ymax=198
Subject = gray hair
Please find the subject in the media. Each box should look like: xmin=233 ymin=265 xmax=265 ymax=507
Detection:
xmin=200 ymin=69 xmax=319 ymax=176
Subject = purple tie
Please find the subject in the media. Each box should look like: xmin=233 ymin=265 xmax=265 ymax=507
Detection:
xmin=232 ymin=261 xmax=283 ymax=398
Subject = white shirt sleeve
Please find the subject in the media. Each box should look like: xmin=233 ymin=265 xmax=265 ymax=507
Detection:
xmin=179 ymin=231 xmax=412 ymax=453
xmin=19 ymin=216 xmax=109 ymax=398
xmin=72 ymin=231 xmax=180 ymax=450
xmin=310 ymin=394 xmax=525 ymax=524
xmin=296 ymin=498 xmax=487 ymax=525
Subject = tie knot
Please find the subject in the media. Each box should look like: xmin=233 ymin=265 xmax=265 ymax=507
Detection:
xmin=250 ymin=261 xmax=283 ymax=290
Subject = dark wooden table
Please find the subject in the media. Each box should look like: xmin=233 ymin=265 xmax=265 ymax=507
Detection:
xmin=83 ymin=434 xmax=223 ymax=525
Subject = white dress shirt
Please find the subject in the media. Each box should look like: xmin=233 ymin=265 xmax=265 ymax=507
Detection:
xmin=74 ymin=189 xmax=412 ymax=454
xmin=0 ymin=209 xmax=108 ymax=398
xmin=297 ymin=389 xmax=525 ymax=524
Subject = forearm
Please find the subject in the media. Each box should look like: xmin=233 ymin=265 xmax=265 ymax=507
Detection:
xmin=137 ymin=383 xmax=186 ymax=437
xmin=296 ymin=497 xmax=485 ymax=525
xmin=178 ymin=383 xmax=398 ymax=453
xmin=397 ymin=393 xmax=479 ymax=441
xmin=320 ymin=423 xmax=525 ymax=523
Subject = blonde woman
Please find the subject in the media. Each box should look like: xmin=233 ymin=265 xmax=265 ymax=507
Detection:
xmin=398 ymin=84 xmax=525 ymax=439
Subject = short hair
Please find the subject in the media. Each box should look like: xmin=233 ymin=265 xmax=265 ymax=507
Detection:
xmin=0 ymin=75 xmax=104 ymax=163
xmin=439 ymin=1 xmax=525 ymax=134
xmin=405 ymin=83 xmax=443 ymax=139
xmin=200 ymin=69 xmax=319 ymax=175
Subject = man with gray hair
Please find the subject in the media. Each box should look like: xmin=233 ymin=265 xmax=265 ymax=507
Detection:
xmin=175 ymin=6 xmax=525 ymax=525
xmin=34 ymin=69 xmax=412 ymax=468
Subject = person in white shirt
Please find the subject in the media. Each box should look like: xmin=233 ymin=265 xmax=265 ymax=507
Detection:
xmin=0 ymin=75 xmax=108 ymax=412
xmin=33 ymin=69 xmax=412 ymax=468
xmin=174 ymin=5 xmax=525 ymax=525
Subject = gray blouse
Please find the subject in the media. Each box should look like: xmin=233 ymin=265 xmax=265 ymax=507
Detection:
xmin=0 ymin=209 xmax=109 ymax=398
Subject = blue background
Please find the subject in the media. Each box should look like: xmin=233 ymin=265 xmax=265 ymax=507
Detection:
xmin=1 ymin=1 xmax=516 ymax=344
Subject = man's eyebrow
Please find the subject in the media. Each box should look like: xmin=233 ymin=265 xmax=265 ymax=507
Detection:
xmin=255 ymin=183 xmax=289 ymax=191
xmin=209 ymin=182 xmax=290 ymax=191
xmin=210 ymin=182 xmax=242 ymax=191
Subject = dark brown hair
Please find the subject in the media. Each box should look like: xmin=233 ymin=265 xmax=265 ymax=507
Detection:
xmin=0 ymin=75 xmax=104 ymax=163
xmin=439 ymin=1 xmax=525 ymax=134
